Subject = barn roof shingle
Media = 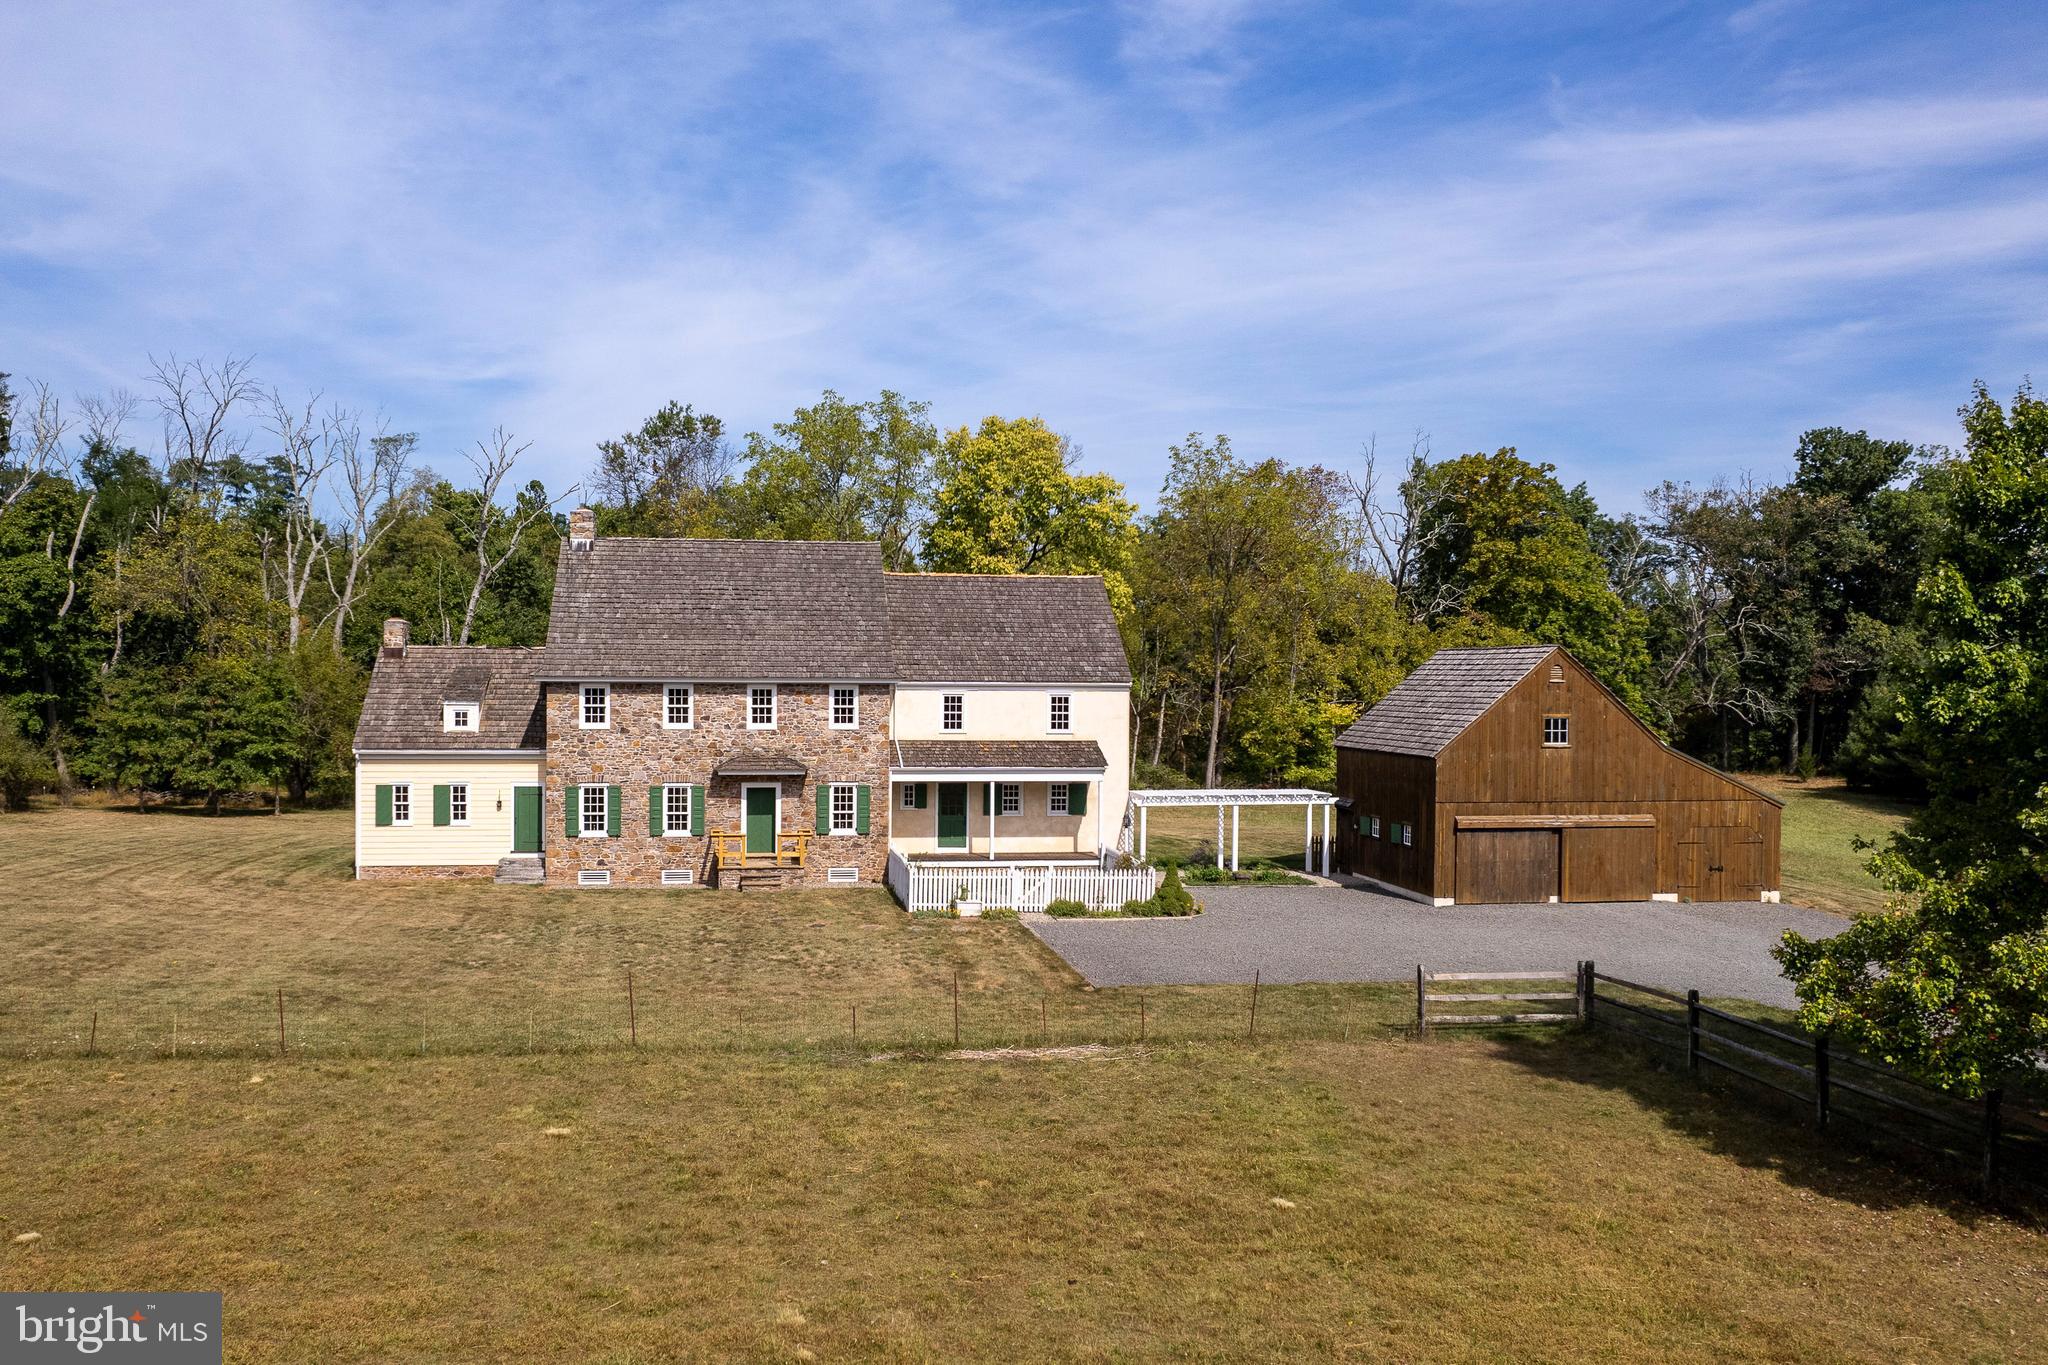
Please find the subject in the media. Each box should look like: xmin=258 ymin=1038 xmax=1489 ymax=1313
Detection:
xmin=1334 ymin=645 xmax=1557 ymax=757
xmin=352 ymin=647 xmax=546 ymax=751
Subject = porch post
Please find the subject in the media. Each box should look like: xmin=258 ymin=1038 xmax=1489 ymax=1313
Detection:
xmin=1215 ymin=804 xmax=1224 ymax=870
xmin=1321 ymin=802 xmax=1332 ymax=876
xmin=1303 ymin=804 xmax=1313 ymax=872
xmin=988 ymin=780 xmax=998 ymax=862
xmin=1230 ymin=806 xmax=1240 ymax=871
xmin=1138 ymin=804 xmax=1148 ymax=862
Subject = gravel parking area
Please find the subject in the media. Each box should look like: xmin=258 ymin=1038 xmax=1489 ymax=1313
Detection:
xmin=1026 ymin=885 xmax=1845 ymax=1007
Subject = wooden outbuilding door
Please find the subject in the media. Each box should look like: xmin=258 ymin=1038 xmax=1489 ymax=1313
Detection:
xmin=1455 ymin=829 xmax=1559 ymax=904
xmin=936 ymin=783 xmax=968 ymax=850
xmin=1686 ymin=827 xmax=1762 ymax=901
xmin=1562 ymin=825 xmax=1656 ymax=902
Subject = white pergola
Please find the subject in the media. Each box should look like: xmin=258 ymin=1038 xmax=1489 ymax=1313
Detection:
xmin=1127 ymin=788 xmax=1337 ymax=877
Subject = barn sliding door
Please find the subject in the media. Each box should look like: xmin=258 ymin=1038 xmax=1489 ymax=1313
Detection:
xmin=1455 ymin=829 xmax=1559 ymax=904
xmin=1562 ymin=825 xmax=1656 ymax=902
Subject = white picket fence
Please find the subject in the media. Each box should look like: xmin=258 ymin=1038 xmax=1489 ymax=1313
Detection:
xmin=889 ymin=851 xmax=1160 ymax=913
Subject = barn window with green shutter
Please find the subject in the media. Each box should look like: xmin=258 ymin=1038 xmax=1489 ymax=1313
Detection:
xmin=375 ymin=784 xmax=393 ymax=826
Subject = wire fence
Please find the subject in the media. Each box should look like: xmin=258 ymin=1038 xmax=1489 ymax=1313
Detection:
xmin=0 ymin=973 xmax=1421 ymax=1062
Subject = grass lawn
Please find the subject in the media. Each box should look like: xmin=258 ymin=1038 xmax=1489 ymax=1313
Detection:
xmin=6 ymin=1040 xmax=2044 ymax=1362
xmin=0 ymin=806 xmax=1411 ymax=1059
xmin=1745 ymin=774 xmax=1918 ymax=916
xmin=7 ymin=802 xmax=2041 ymax=1362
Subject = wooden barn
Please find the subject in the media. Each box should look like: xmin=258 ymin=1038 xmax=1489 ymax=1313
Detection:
xmin=1334 ymin=645 xmax=1781 ymax=906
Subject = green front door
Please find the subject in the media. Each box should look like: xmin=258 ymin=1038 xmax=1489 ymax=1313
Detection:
xmin=937 ymin=783 xmax=967 ymax=850
xmin=745 ymin=786 xmax=778 ymax=855
xmin=512 ymin=786 xmax=542 ymax=853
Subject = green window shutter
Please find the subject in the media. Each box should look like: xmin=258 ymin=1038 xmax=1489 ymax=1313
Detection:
xmin=1356 ymin=813 xmax=1366 ymax=834
xmin=433 ymin=784 xmax=451 ymax=827
xmin=649 ymin=785 xmax=664 ymax=837
xmin=565 ymin=785 xmax=581 ymax=837
xmin=855 ymin=784 xmax=871 ymax=835
xmin=689 ymin=784 xmax=704 ymax=836
xmin=375 ymin=784 xmax=393 ymax=827
xmin=815 ymin=785 xmax=830 ymax=835
xmin=981 ymin=785 xmax=990 ymax=816
xmin=914 ymin=782 xmax=928 ymax=810
xmin=1069 ymin=782 xmax=1087 ymax=816
xmin=606 ymin=786 xmax=621 ymax=838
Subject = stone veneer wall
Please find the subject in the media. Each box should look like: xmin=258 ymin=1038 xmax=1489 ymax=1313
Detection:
xmin=542 ymin=681 xmax=893 ymax=888
xmin=358 ymin=865 xmax=497 ymax=881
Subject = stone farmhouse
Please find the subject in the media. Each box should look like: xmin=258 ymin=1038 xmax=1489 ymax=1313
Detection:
xmin=351 ymin=509 xmax=1131 ymax=889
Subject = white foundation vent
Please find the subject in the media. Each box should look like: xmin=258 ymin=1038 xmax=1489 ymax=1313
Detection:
xmin=827 ymin=866 xmax=860 ymax=884
xmin=577 ymin=868 xmax=612 ymax=887
xmin=661 ymin=868 xmax=695 ymax=887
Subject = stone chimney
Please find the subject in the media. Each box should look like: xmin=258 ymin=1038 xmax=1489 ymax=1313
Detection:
xmin=381 ymin=617 xmax=410 ymax=659
xmin=569 ymin=505 xmax=596 ymax=551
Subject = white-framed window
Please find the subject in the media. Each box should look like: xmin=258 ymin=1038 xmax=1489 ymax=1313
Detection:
xmin=663 ymin=684 xmax=693 ymax=729
xmin=443 ymin=702 xmax=478 ymax=732
xmin=748 ymin=685 xmax=777 ymax=730
xmin=580 ymin=784 xmax=608 ymax=837
xmin=580 ymin=684 xmax=609 ymax=729
xmin=829 ymin=783 xmax=857 ymax=835
xmin=449 ymin=782 xmax=469 ymax=826
xmin=830 ymin=684 xmax=858 ymax=729
xmin=1543 ymin=715 xmax=1570 ymax=747
xmin=997 ymin=782 xmax=1021 ymax=816
xmin=1048 ymin=693 xmax=1071 ymax=733
xmin=1369 ymin=816 xmax=1380 ymax=839
xmin=942 ymin=693 xmax=964 ymax=731
xmin=1048 ymin=783 xmax=1070 ymax=815
xmin=901 ymin=784 xmax=918 ymax=810
xmin=1401 ymin=822 xmax=1414 ymax=847
xmin=390 ymin=782 xmax=412 ymax=826
xmin=663 ymin=783 xmax=692 ymax=835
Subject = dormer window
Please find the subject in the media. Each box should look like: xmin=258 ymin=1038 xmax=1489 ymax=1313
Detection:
xmin=443 ymin=702 xmax=479 ymax=733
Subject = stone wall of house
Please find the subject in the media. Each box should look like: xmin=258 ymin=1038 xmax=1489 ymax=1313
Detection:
xmin=542 ymin=681 xmax=893 ymax=888
xmin=358 ymin=865 xmax=497 ymax=881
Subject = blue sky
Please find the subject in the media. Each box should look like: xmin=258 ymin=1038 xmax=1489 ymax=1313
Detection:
xmin=3 ymin=0 xmax=2043 ymax=513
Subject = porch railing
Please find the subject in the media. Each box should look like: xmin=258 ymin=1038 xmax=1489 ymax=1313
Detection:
xmin=708 ymin=829 xmax=810 ymax=871
xmin=889 ymin=852 xmax=1161 ymax=913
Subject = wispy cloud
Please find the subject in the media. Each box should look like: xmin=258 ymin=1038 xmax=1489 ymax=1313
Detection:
xmin=1 ymin=0 xmax=2042 ymax=511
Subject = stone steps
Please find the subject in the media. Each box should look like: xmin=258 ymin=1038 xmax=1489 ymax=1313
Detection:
xmin=495 ymin=856 xmax=545 ymax=885
xmin=718 ymin=865 xmax=802 ymax=891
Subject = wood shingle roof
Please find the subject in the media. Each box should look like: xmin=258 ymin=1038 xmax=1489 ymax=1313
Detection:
xmin=892 ymin=739 xmax=1109 ymax=771
xmin=352 ymin=646 xmax=546 ymax=751
xmin=884 ymin=573 xmax=1129 ymax=684
xmin=1334 ymin=645 xmax=1557 ymax=758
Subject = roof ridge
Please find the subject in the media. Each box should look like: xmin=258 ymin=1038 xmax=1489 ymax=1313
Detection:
xmin=886 ymin=570 xmax=1105 ymax=581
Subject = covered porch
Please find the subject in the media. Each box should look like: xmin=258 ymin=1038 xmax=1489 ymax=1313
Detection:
xmin=888 ymin=739 xmax=1110 ymax=863
xmin=1126 ymin=787 xmax=1337 ymax=877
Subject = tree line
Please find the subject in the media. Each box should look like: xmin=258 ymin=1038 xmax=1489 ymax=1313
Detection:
xmin=2 ymin=359 xmax=2042 ymax=1090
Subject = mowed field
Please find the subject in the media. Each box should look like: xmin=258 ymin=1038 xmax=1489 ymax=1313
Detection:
xmin=3 ymin=805 xmax=2040 ymax=1362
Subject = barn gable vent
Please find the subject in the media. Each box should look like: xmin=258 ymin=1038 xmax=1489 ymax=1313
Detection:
xmin=1548 ymin=663 xmax=1565 ymax=684
xmin=577 ymin=868 xmax=611 ymax=887
xmin=827 ymin=866 xmax=860 ymax=884
xmin=661 ymin=868 xmax=695 ymax=887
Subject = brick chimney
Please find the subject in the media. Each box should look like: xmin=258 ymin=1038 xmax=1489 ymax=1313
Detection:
xmin=569 ymin=505 xmax=596 ymax=551
xmin=381 ymin=617 xmax=410 ymax=659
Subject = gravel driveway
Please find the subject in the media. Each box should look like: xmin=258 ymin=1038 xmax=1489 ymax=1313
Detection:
xmin=1025 ymin=885 xmax=1845 ymax=1007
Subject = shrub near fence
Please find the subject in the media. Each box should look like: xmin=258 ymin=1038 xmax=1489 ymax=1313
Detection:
xmin=1579 ymin=963 xmax=2048 ymax=1206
